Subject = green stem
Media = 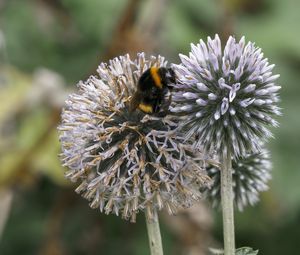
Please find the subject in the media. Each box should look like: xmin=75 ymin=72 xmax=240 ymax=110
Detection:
xmin=145 ymin=210 xmax=164 ymax=255
xmin=221 ymin=148 xmax=235 ymax=255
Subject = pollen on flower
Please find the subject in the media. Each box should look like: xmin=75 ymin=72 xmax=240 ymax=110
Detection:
xmin=58 ymin=53 xmax=213 ymax=222
xmin=172 ymin=34 xmax=281 ymax=158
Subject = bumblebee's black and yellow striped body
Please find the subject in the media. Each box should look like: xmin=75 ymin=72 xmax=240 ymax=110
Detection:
xmin=130 ymin=67 xmax=176 ymax=115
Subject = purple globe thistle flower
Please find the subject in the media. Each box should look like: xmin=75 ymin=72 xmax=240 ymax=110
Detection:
xmin=171 ymin=35 xmax=281 ymax=158
xmin=58 ymin=53 xmax=213 ymax=222
xmin=206 ymin=149 xmax=271 ymax=211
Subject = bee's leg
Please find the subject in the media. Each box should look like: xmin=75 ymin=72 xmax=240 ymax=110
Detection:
xmin=153 ymin=98 xmax=161 ymax=113
xmin=155 ymin=94 xmax=172 ymax=117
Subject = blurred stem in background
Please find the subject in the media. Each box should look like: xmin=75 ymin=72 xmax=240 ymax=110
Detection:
xmin=219 ymin=0 xmax=238 ymax=40
xmin=0 ymin=30 xmax=12 ymax=244
xmin=37 ymin=189 xmax=76 ymax=255
xmin=0 ymin=189 xmax=13 ymax=241
xmin=103 ymin=0 xmax=168 ymax=60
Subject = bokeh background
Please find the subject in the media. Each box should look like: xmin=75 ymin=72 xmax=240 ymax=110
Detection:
xmin=0 ymin=0 xmax=299 ymax=254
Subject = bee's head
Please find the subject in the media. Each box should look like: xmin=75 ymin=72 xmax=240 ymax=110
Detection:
xmin=160 ymin=67 xmax=176 ymax=88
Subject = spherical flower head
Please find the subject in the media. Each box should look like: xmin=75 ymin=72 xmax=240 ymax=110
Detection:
xmin=171 ymin=35 xmax=281 ymax=158
xmin=58 ymin=53 xmax=212 ymax=222
xmin=205 ymin=149 xmax=271 ymax=210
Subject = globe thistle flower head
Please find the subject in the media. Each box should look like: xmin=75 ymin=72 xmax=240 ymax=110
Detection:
xmin=58 ymin=53 xmax=212 ymax=222
xmin=206 ymin=149 xmax=272 ymax=211
xmin=171 ymin=35 xmax=281 ymax=158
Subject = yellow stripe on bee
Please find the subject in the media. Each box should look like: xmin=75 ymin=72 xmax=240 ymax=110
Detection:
xmin=150 ymin=67 xmax=162 ymax=89
xmin=138 ymin=103 xmax=153 ymax=113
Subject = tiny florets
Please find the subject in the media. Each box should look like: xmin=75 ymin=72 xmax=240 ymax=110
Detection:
xmin=171 ymin=35 xmax=281 ymax=158
xmin=59 ymin=53 xmax=213 ymax=222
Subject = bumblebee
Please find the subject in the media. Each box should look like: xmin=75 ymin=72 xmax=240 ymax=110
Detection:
xmin=130 ymin=67 xmax=176 ymax=115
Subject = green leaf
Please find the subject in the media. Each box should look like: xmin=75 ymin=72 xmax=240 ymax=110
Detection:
xmin=236 ymin=247 xmax=259 ymax=255
xmin=209 ymin=247 xmax=224 ymax=255
xmin=209 ymin=247 xmax=259 ymax=255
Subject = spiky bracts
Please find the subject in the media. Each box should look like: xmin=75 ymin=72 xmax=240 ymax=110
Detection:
xmin=59 ymin=53 xmax=212 ymax=222
xmin=206 ymin=149 xmax=271 ymax=210
xmin=171 ymin=35 xmax=281 ymax=158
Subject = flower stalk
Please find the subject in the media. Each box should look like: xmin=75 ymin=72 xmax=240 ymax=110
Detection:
xmin=221 ymin=148 xmax=235 ymax=255
xmin=145 ymin=210 xmax=164 ymax=255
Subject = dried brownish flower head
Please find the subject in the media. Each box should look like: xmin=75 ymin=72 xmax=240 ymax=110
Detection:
xmin=59 ymin=53 xmax=212 ymax=222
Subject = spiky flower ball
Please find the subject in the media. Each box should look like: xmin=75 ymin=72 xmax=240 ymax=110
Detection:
xmin=206 ymin=149 xmax=271 ymax=210
xmin=58 ymin=53 xmax=212 ymax=222
xmin=171 ymin=35 xmax=281 ymax=158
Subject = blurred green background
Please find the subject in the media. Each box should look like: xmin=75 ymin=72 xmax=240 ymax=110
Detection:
xmin=0 ymin=0 xmax=299 ymax=254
